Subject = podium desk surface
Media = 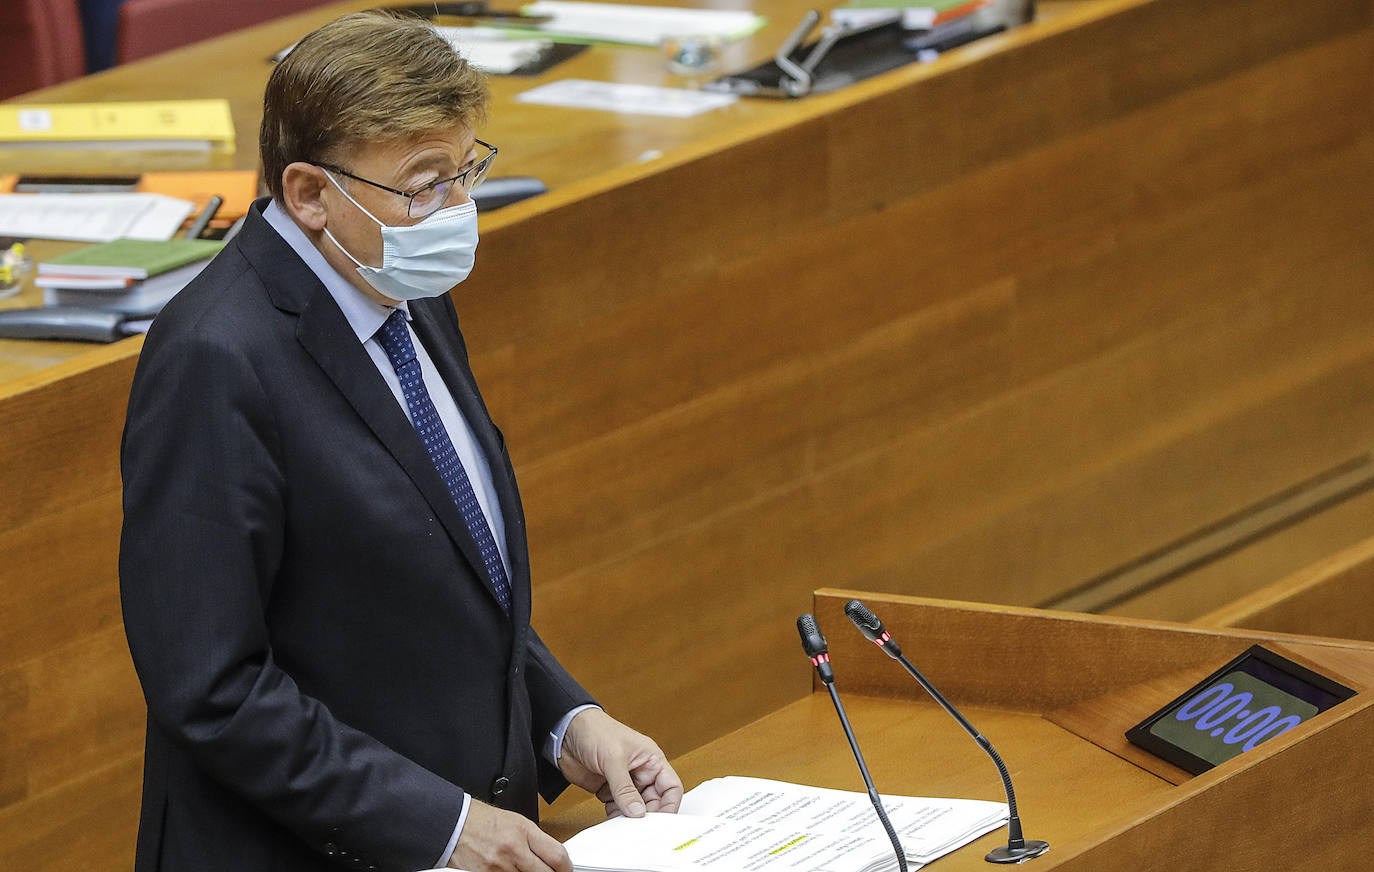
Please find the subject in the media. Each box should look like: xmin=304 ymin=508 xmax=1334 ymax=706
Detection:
xmin=542 ymin=692 xmax=1173 ymax=865
xmin=545 ymin=592 xmax=1374 ymax=869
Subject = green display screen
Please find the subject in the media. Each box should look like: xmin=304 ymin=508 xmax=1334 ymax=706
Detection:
xmin=1126 ymin=645 xmax=1356 ymax=775
xmin=1148 ymin=669 xmax=1317 ymax=767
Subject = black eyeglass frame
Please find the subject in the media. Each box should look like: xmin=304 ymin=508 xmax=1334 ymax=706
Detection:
xmin=313 ymin=139 xmax=497 ymax=218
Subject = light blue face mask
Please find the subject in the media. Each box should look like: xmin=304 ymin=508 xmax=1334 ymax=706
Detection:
xmin=322 ymin=170 xmax=479 ymax=301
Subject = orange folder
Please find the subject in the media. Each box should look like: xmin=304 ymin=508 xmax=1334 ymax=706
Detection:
xmin=137 ymin=170 xmax=261 ymax=221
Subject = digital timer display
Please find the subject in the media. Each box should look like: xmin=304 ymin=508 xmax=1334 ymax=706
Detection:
xmin=1126 ymin=646 xmax=1356 ymax=775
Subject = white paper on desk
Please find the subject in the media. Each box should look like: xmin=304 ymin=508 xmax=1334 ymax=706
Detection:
xmin=0 ymin=193 xmax=194 ymax=242
xmin=276 ymin=27 xmax=553 ymax=75
xmin=681 ymin=776 xmax=1008 ymax=863
xmin=439 ymin=26 xmax=556 ymax=74
xmin=516 ymin=80 xmax=737 ymax=117
xmin=564 ymin=777 xmax=1007 ymax=872
xmin=519 ymin=1 xmax=765 ymax=46
xmin=565 ymin=812 xmax=900 ymax=872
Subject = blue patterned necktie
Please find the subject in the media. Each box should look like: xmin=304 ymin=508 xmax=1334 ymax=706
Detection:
xmin=375 ymin=309 xmax=512 ymax=616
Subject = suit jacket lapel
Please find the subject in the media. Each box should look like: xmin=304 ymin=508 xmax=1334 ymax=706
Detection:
xmin=411 ymin=298 xmax=531 ymax=625
xmin=293 ymin=296 xmax=507 ymax=611
xmin=412 ymin=299 xmax=531 ymax=785
xmin=235 ymin=202 xmax=506 ymax=610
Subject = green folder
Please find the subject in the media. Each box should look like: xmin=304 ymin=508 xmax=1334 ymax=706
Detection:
xmin=38 ymin=238 xmax=225 ymax=280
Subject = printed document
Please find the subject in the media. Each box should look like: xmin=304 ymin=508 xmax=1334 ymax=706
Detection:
xmin=0 ymin=193 xmax=194 ymax=242
xmin=518 ymin=2 xmax=765 ymax=46
xmin=564 ymin=776 xmax=1008 ymax=872
xmin=516 ymin=80 xmax=737 ymax=117
xmin=435 ymin=27 xmax=554 ymax=74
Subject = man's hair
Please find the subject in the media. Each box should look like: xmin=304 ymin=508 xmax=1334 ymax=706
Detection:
xmin=259 ymin=11 xmax=490 ymax=201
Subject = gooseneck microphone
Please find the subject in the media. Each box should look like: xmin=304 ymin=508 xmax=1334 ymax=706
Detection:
xmin=796 ymin=614 xmax=908 ymax=872
xmin=844 ymin=600 xmax=1050 ymax=864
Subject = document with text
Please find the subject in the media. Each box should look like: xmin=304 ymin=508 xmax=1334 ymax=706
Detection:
xmin=0 ymin=193 xmax=193 ymax=242
xmin=564 ymin=776 xmax=1007 ymax=872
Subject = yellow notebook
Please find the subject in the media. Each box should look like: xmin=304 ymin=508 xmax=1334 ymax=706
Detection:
xmin=0 ymin=100 xmax=235 ymax=154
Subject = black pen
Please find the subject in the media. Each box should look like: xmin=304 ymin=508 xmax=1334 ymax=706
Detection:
xmin=184 ymin=195 xmax=223 ymax=239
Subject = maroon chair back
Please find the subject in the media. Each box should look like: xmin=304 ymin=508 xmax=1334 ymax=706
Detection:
xmin=0 ymin=0 xmax=86 ymax=100
xmin=116 ymin=0 xmax=336 ymax=64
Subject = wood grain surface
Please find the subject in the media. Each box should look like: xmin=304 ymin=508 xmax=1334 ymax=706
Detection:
xmin=1199 ymin=535 xmax=1374 ymax=640
xmin=544 ymin=595 xmax=1374 ymax=869
xmin=812 ymin=589 xmax=1374 ymax=709
xmin=543 ymin=694 xmax=1177 ymax=854
xmin=1104 ymin=486 xmax=1374 ymax=622
xmin=2 ymin=0 xmax=1372 ymax=867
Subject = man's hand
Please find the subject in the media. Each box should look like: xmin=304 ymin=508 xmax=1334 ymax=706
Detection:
xmin=446 ymin=800 xmax=571 ymax=872
xmin=559 ymin=709 xmax=683 ymax=819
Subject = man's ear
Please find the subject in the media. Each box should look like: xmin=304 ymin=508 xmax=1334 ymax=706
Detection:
xmin=281 ymin=162 xmax=329 ymax=231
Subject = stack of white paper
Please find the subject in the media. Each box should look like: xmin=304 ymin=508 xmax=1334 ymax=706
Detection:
xmin=41 ymin=260 xmax=212 ymax=316
xmin=518 ymin=1 xmax=766 ymax=46
xmin=435 ymin=26 xmax=554 ymax=74
xmin=565 ymin=776 xmax=1008 ymax=872
xmin=278 ymin=28 xmax=554 ymax=75
xmin=0 ymin=193 xmax=194 ymax=243
xmin=516 ymin=79 xmax=737 ymax=117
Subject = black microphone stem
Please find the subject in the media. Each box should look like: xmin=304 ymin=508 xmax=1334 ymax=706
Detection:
xmin=843 ymin=599 xmax=1049 ymax=864
xmin=892 ymin=652 xmax=1028 ymax=847
xmin=824 ymin=683 xmax=909 ymax=872
xmin=798 ymin=614 xmax=908 ymax=872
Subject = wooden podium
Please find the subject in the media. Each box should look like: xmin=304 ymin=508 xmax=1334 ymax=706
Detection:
xmin=544 ymin=589 xmax=1374 ymax=869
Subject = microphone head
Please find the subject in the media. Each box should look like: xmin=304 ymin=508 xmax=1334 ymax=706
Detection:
xmin=797 ymin=613 xmax=829 ymax=658
xmin=845 ymin=599 xmax=885 ymax=642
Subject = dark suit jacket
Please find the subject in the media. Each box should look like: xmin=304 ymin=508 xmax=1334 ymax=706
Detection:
xmin=119 ymin=200 xmax=594 ymax=872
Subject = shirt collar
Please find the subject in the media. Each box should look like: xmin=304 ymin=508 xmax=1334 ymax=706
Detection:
xmin=263 ymin=198 xmax=409 ymax=343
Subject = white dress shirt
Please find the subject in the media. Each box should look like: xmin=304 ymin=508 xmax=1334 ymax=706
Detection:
xmin=262 ymin=201 xmax=596 ymax=867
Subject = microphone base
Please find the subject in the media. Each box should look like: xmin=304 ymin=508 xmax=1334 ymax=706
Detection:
xmin=985 ymin=840 xmax=1050 ymax=864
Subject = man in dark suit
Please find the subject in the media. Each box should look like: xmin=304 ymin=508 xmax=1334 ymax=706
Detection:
xmin=119 ymin=12 xmax=681 ymax=872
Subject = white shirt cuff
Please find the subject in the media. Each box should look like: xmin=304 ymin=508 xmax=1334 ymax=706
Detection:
xmin=437 ymin=705 xmax=600 ymax=868
xmin=545 ymin=704 xmax=602 ymax=765
xmin=435 ymin=793 xmax=471 ymax=870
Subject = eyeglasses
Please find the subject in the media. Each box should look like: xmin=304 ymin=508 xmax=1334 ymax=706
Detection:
xmin=314 ymin=139 xmax=498 ymax=219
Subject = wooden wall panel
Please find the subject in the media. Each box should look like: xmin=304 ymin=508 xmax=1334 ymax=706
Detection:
xmin=519 ymin=278 xmax=1018 ymax=582
xmin=0 ymin=348 xmax=136 ymax=531
xmin=0 ymin=626 xmax=143 ymax=799
xmin=1103 ymin=487 xmax=1374 ymax=622
xmin=0 ymin=348 xmax=141 ymax=864
xmin=824 ymin=0 xmax=1371 ymax=226
xmin=465 ymin=10 xmax=1374 ymax=440
xmin=517 ymin=26 xmax=1374 ymax=750
xmin=810 ymin=590 xmax=1374 ymax=711
xmin=1199 ymin=536 xmax=1374 ymax=639
xmin=518 ymin=124 xmax=1374 ymax=591
xmin=495 ymin=31 xmax=1374 ymax=584
xmin=0 ymin=493 xmax=122 ymax=666
xmin=1053 ymin=700 xmax=1374 ymax=872
xmin=0 ymin=755 xmax=141 ymax=872
xmin=0 ymin=627 xmax=144 ymax=870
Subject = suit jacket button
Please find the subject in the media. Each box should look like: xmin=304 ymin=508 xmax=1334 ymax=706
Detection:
xmin=324 ymin=842 xmax=338 ymax=856
xmin=492 ymin=776 xmax=510 ymax=797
